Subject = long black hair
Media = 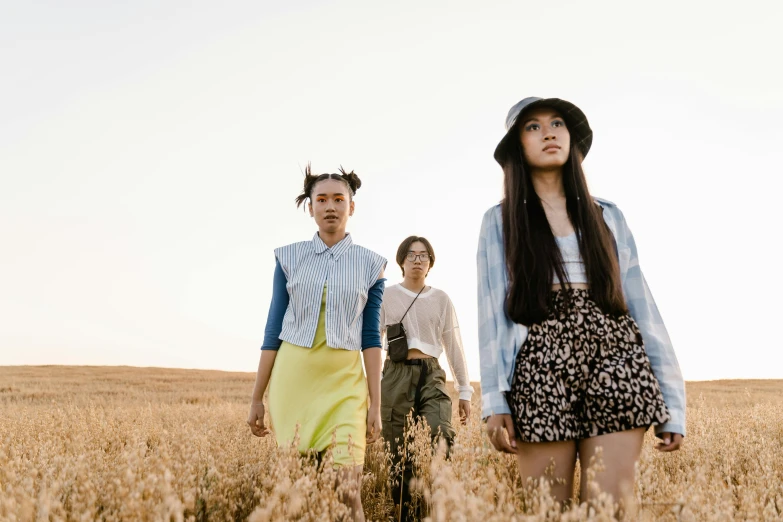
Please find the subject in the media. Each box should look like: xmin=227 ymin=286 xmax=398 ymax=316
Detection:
xmin=499 ymin=125 xmax=627 ymax=325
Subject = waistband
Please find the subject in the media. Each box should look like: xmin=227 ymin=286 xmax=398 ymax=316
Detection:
xmin=550 ymin=287 xmax=592 ymax=296
xmin=386 ymin=357 xmax=441 ymax=369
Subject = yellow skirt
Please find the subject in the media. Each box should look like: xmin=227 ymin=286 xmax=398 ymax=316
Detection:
xmin=268 ymin=286 xmax=368 ymax=467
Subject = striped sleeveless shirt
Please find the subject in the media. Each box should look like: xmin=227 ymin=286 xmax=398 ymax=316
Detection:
xmin=275 ymin=232 xmax=386 ymax=352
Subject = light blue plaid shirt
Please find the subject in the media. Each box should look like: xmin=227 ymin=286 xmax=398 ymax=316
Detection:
xmin=477 ymin=198 xmax=686 ymax=437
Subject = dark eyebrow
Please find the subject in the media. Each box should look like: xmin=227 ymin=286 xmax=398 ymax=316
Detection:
xmin=522 ymin=114 xmax=563 ymax=126
xmin=315 ymin=193 xmax=346 ymax=197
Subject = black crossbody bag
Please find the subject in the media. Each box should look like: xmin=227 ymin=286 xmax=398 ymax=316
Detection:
xmin=386 ymin=287 xmax=425 ymax=363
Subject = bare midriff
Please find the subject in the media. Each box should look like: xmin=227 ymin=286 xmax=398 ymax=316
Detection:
xmin=406 ymin=348 xmax=433 ymax=360
xmin=551 ymin=282 xmax=590 ymax=290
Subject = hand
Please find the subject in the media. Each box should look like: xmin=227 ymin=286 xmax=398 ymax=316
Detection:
xmin=247 ymin=401 xmax=271 ymax=438
xmin=458 ymin=400 xmax=471 ymax=425
xmin=655 ymin=432 xmax=684 ymax=452
xmin=486 ymin=414 xmax=517 ymax=453
xmin=366 ymin=407 xmax=382 ymax=444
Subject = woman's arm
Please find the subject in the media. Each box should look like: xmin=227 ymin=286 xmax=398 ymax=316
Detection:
xmin=362 ymin=348 xmax=382 ymax=442
xmin=361 ymin=269 xmax=386 ymax=443
xmin=361 ymin=276 xmax=386 ymax=352
xmin=261 ymin=259 xmax=289 ymax=351
xmin=613 ymin=206 xmax=686 ymax=444
xmin=477 ymin=208 xmax=517 ymax=453
xmin=248 ymin=258 xmax=288 ymax=437
xmin=247 ymin=350 xmax=277 ymax=437
xmin=477 ymin=208 xmax=513 ymax=418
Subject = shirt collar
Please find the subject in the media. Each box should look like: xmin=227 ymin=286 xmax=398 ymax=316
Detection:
xmin=312 ymin=232 xmax=353 ymax=259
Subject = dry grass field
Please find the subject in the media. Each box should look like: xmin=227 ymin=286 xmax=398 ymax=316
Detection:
xmin=1 ymin=366 xmax=781 ymax=521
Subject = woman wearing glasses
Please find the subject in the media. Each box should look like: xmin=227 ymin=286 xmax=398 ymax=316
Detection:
xmin=380 ymin=236 xmax=473 ymax=520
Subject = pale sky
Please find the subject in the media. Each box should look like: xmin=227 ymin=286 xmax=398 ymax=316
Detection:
xmin=2 ymin=0 xmax=781 ymax=382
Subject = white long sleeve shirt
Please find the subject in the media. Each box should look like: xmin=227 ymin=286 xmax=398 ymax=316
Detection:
xmin=380 ymin=284 xmax=474 ymax=401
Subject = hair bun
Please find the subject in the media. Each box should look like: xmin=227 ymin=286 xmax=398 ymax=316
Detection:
xmin=295 ymin=163 xmax=319 ymax=208
xmin=294 ymin=164 xmax=362 ymax=208
xmin=338 ymin=167 xmax=362 ymax=193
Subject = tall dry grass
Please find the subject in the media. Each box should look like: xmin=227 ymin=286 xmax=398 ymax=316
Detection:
xmin=1 ymin=366 xmax=781 ymax=521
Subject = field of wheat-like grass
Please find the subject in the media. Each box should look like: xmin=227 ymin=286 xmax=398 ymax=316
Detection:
xmin=1 ymin=366 xmax=781 ymax=521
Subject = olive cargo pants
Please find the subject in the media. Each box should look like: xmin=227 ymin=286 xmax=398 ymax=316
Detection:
xmin=381 ymin=357 xmax=456 ymax=520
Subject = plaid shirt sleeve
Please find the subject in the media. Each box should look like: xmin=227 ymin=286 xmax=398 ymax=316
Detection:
xmin=477 ymin=205 xmax=515 ymax=418
xmin=612 ymin=205 xmax=687 ymax=437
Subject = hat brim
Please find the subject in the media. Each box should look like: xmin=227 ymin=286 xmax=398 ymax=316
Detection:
xmin=493 ymin=98 xmax=593 ymax=165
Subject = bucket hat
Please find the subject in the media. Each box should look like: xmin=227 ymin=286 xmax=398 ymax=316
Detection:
xmin=493 ymin=97 xmax=592 ymax=164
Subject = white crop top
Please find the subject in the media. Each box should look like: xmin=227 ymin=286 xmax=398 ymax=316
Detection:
xmin=380 ymin=284 xmax=474 ymax=400
xmin=553 ymin=233 xmax=588 ymax=285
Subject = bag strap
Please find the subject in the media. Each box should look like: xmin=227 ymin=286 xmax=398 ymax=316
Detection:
xmin=413 ymin=361 xmax=429 ymax=413
xmin=398 ymin=286 xmax=426 ymax=324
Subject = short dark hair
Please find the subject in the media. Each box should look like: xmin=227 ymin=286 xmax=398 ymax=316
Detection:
xmin=396 ymin=236 xmax=435 ymax=276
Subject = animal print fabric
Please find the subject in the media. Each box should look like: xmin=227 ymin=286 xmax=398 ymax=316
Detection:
xmin=507 ymin=289 xmax=670 ymax=442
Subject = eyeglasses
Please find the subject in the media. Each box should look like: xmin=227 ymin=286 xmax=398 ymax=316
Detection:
xmin=405 ymin=252 xmax=431 ymax=263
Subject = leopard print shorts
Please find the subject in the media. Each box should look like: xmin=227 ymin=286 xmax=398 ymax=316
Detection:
xmin=507 ymin=289 xmax=670 ymax=442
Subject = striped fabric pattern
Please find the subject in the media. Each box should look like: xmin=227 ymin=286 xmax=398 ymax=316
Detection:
xmin=275 ymin=233 xmax=386 ymax=352
xmin=477 ymin=198 xmax=687 ymax=437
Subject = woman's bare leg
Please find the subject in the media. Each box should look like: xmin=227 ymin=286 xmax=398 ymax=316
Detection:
xmin=515 ymin=440 xmax=578 ymax=505
xmin=577 ymin=427 xmax=645 ymax=513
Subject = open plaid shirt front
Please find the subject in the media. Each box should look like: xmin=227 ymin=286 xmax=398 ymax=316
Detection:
xmin=477 ymin=198 xmax=686 ymax=437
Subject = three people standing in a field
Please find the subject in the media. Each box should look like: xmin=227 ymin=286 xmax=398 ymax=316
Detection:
xmin=248 ymin=96 xmax=686 ymax=520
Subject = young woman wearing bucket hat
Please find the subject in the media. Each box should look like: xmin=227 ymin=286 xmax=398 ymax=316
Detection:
xmin=247 ymin=165 xmax=386 ymax=521
xmin=477 ymin=97 xmax=686 ymax=508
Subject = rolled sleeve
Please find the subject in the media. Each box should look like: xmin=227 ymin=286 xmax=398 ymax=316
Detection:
xmin=456 ymin=386 xmax=475 ymax=402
